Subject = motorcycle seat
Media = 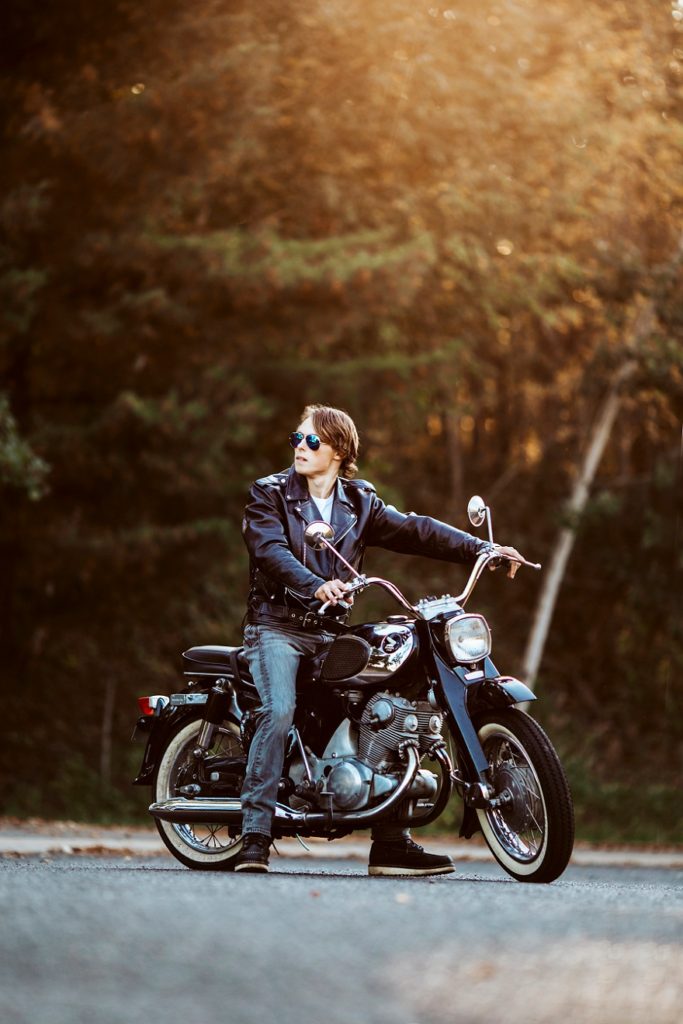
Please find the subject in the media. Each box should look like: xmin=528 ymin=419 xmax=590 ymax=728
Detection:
xmin=181 ymin=644 xmax=329 ymax=690
xmin=182 ymin=645 xmax=252 ymax=681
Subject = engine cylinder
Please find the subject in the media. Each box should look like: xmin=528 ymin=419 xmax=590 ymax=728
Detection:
xmin=358 ymin=694 xmax=443 ymax=770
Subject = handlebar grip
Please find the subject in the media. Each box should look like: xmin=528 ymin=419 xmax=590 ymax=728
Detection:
xmin=319 ymin=597 xmax=352 ymax=614
xmin=489 ymin=554 xmax=542 ymax=572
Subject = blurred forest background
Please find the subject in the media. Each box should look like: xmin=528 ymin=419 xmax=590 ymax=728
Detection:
xmin=1 ymin=0 xmax=681 ymax=841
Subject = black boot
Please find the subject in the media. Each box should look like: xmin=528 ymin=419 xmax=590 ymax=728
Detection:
xmin=234 ymin=833 xmax=271 ymax=873
xmin=368 ymin=837 xmax=455 ymax=877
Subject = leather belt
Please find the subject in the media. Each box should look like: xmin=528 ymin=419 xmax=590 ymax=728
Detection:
xmin=247 ymin=602 xmax=348 ymax=635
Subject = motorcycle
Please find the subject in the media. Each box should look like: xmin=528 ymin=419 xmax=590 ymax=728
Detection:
xmin=132 ymin=495 xmax=575 ymax=882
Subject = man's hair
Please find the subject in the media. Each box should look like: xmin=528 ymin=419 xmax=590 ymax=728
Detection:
xmin=301 ymin=403 xmax=360 ymax=478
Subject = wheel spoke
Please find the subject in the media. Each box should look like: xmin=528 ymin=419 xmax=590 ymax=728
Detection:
xmin=483 ymin=730 xmax=547 ymax=863
xmin=189 ymin=823 xmax=232 ymax=849
xmin=159 ymin=722 xmax=244 ymax=856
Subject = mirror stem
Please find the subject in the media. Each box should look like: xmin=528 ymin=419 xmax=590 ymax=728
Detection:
xmin=486 ymin=507 xmax=494 ymax=545
xmin=318 ymin=538 xmax=360 ymax=579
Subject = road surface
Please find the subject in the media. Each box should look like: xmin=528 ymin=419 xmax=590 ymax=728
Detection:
xmin=0 ymin=853 xmax=680 ymax=1024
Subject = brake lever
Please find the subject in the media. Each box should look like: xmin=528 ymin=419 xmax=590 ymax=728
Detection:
xmin=490 ymin=555 xmax=542 ymax=571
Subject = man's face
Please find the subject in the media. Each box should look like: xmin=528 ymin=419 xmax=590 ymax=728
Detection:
xmin=292 ymin=415 xmax=342 ymax=478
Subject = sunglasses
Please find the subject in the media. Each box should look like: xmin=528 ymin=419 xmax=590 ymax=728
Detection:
xmin=289 ymin=431 xmax=323 ymax=451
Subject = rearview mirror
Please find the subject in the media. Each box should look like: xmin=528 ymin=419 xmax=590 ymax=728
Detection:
xmin=467 ymin=495 xmax=487 ymax=529
xmin=304 ymin=521 xmax=335 ymax=550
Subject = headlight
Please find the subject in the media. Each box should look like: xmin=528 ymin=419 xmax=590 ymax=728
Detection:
xmin=445 ymin=614 xmax=491 ymax=664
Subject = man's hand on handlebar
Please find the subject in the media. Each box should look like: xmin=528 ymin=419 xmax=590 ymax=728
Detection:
xmin=314 ymin=579 xmax=355 ymax=607
xmin=488 ymin=545 xmax=525 ymax=579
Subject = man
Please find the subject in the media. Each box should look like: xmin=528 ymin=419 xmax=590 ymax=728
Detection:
xmin=235 ymin=404 xmax=521 ymax=874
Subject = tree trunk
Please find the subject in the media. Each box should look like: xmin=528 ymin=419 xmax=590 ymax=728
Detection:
xmin=520 ymin=358 xmax=641 ymax=692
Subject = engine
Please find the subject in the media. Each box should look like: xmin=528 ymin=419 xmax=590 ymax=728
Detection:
xmin=289 ymin=693 xmax=445 ymax=814
xmin=358 ymin=692 xmax=445 ymax=770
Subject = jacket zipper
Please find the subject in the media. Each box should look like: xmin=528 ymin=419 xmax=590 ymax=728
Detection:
xmin=296 ymin=503 xmax=357 ymax=578
xmin=334 ymin=513 xmax=357 ymax=547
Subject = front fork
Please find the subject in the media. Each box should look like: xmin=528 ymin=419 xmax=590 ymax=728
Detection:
xmin=430 ymin=653 xmax=492 ymax=808
xmin=429 ymin=651 xmax=534 ymax=809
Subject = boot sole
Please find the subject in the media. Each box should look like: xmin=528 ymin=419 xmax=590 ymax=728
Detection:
xmin=234 ymin=862 xmax=270 ymax=873
xmin=368 ymin=864 xmax=455 ymax=877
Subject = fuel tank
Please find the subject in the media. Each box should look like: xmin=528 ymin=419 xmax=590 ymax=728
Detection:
xmin=341 ymin=616 xmax=418 ymax=687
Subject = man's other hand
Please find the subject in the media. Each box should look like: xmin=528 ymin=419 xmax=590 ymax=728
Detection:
xmin=489 ymin=545 xmax=525 ymax=579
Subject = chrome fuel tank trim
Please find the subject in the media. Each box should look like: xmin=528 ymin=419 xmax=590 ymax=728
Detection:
xmin=347 ymin=622 xmax=416 ymax=679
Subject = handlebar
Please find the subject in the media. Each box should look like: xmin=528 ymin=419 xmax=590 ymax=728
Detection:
xmin=319 ymin=574 xmax=416 ymax=616
xmin=318 ymin=548 xmax=541 ymax=616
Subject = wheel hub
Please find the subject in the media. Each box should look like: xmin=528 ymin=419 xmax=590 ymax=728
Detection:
xmin=493 ymin=765 xmax=535 ymax=832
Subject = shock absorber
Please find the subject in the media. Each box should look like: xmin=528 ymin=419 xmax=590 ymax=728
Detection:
xmin=193 ymin=680 xmax=231 ymax=757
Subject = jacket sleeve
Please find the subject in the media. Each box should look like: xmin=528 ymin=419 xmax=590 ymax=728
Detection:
xmin=242 ymin=482 xmax=326 ymax=600
xmin=365 ymin=491 xmax=492 ymax=565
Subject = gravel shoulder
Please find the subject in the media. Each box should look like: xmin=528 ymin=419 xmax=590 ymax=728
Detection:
xmin=1 ymin=817 xmax=681 ymax=867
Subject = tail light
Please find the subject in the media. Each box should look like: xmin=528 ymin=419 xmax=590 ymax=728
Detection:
xmin=137 ymin=695 xmax=169 ymax=716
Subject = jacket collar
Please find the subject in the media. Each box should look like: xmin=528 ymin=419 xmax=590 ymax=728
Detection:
xmin=285 ymin=466 xmax=357 ymax=549
xmin=284 ymin=465 xmax=354 ymax=509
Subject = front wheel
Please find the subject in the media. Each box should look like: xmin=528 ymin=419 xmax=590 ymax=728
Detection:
xmin=474 ymin=709 xmax=574 ymax=883
xmin=153 ymin=717 xmax=244 ymax=870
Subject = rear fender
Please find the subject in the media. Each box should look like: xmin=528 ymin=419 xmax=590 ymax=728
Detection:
xmin=132 ymin=705 xmax=203 ymax=786
xmin=132 ymin=679 xmax=246 ymax=786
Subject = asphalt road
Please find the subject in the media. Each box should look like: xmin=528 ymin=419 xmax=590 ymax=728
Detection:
xmin=0 ymin=855 xmax=681 ymax=1024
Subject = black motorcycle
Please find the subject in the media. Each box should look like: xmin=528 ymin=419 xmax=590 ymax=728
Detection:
xmin=132 ymin=495 xmax=574 ymax=882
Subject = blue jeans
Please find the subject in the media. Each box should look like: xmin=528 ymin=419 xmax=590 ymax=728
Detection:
xmin=239 ymin=623 xmax=409 ymax=843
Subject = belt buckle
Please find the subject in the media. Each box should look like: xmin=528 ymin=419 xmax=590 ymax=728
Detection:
xmin=302 ymin=611 xmax=320 ymax=630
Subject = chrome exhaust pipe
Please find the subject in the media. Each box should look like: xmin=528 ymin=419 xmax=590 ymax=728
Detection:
xmin=148 ymin=796 xmax=310 ymax=826
xmin=393 ymin=745 xmax=454 ymax=828
xmin=150 ymin=796 xmax=243 ymax=825
xmin=149 ymin=747 xmax=420 ymax=827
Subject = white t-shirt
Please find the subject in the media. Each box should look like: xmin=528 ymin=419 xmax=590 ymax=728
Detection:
xmin=312 ymin=494 xmax=335 ymax=523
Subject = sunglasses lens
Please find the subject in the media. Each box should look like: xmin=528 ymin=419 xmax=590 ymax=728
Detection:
xmin=289 ymin=432 xmax=323 ymax=451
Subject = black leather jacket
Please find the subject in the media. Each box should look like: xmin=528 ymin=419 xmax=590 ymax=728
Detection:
xmin=242 ymin=466 xmax=492 ymax=618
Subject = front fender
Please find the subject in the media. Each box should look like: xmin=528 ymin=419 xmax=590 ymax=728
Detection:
xmin=467 ymin=675 xmax=536 ymax=716
xmin=457 ymin=675 xmax=535 ymax=839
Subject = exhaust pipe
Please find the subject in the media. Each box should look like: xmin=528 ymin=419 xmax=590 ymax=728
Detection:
xmin=393 ymin=746 xmax=454 ymax=828
xmin=150 ymin=747 xmax=420 ymax=827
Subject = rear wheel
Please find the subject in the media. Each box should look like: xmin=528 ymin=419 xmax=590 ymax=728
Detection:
xmin=474 ymin=709 xmax=574 ymax=883
xmin=153 ymin=718 xmax=244 ymax=870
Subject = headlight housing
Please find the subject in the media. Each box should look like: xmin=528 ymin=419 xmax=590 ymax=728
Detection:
xmin=445 ymin=614 xmax=491 ymax=664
